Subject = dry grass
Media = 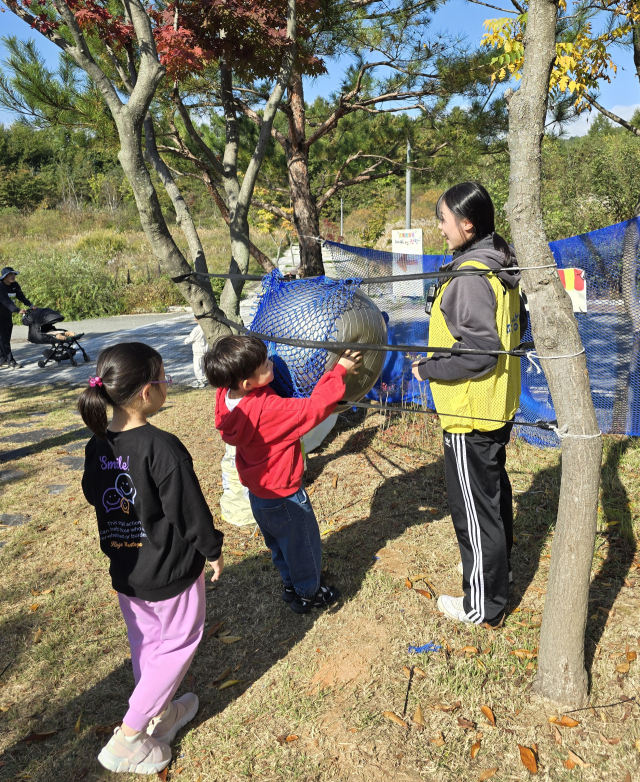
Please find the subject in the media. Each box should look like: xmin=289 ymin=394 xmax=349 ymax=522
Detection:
xmin=1 ymin=386 xmax=640 ymax=782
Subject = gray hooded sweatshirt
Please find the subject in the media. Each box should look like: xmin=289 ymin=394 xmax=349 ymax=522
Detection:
xmin=417 ymin=234 xmax=526 ymax=382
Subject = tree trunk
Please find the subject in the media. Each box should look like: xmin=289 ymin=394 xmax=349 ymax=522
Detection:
xmin=287 ymin=71 xmax=324 ymax=277
xmin=506 ymin=0 xmax=602 ymax=707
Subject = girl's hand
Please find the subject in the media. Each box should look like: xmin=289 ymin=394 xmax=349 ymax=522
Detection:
xmin=210 ymin=553 xmax=224 ymax=582
xmin=338 ymin=349 xmax=363 ymax=376
xmin=411 ymin=359 xmax=424 ymax=382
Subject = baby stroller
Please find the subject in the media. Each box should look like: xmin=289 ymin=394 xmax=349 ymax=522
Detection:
xmin=22 ymin=308 xmax=90 ymax=368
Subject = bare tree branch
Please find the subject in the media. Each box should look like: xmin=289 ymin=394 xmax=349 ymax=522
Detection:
xmin=583 ymin=93 xmax=640 ymax=137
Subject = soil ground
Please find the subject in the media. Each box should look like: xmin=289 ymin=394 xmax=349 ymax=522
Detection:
xmin=1 ymin=385 xmax=640 ymax=781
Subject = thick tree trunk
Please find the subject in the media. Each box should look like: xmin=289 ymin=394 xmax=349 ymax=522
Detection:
xmin=287 ymin=71 xmax=324 ymax=277
xmin=506 ymin=0 xmax=602 ymax=707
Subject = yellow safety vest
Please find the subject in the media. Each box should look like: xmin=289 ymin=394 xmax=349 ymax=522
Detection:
xmin=428 ymin=260 xmax=521 ymax=434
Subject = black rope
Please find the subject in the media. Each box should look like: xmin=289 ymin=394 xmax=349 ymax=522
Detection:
xmin=203 ymin=311 xmax=534 ymax=359
xmin=341 ymin=399 xmax=558 ymax=431
xmin=171 ymin=267 xmax=522 ymax=286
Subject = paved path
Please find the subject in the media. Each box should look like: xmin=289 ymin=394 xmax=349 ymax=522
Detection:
xmin=0 ymin=311 xmax=202 ymax=389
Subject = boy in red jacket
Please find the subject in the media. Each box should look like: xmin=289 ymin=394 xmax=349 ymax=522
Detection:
xmin=206 ymin=335 xmax=362 ymax=614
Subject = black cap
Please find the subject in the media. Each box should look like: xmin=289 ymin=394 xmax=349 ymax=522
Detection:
xmin=0 ymin=267 xmax=19 ymax=280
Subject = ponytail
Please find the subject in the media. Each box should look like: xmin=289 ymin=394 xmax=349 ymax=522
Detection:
xmin=436 ymin=181 xmax=513 ymax=264
xmin=77 ymin=342 xmax=163 ymax=440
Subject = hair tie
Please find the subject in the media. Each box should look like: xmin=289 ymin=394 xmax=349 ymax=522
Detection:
xmin=89 ymin=376 xmax=103 ymax=388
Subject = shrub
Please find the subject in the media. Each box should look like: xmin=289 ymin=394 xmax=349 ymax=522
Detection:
xmin=15 ymin=254 xmax=125 ymax=321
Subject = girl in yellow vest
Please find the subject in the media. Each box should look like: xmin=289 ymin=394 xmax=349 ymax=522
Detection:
xmin=412 ymin=182 xmax=526 ymax=628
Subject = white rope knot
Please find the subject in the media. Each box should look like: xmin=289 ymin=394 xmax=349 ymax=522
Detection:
xmin=525 ymin=350 xmax=542 ymax=374
xmin=549 ymin=423 xmax=602 ymax=441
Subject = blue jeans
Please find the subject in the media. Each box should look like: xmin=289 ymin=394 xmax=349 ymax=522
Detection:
xmin=249 ymin=488 xmax=322 ymax=599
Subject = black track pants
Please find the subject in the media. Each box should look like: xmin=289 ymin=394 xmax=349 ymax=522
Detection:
xmin=443 ymin=422 xmax=513 ymax=625
xmin=0 ymin=313 xmax=13 ymax=363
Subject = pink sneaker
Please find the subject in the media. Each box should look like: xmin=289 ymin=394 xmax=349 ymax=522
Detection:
xmin=97 ymin=726 xmax=171 ymax=774
xmin=149 ymin=693 xmax=199 ymax=744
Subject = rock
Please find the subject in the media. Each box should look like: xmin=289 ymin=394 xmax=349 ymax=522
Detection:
xmin=0 ymin=469 xmax=26 ymax=483
xmin=58 ymin=456 xmax=84 ymax=470
xmin=0 ymin=513 xmax=29 ymax=526
xmin=47 ymin=485 xmax=68 ymax=495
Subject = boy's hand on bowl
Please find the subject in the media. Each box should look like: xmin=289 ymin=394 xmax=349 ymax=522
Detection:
xmin=338 ymin=349 xmax=363 ymax=376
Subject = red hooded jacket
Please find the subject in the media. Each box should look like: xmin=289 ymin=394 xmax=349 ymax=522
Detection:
xmin=215 ymin=364 xmax=348 ymax=499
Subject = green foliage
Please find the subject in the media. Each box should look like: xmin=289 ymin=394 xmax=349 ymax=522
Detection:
xmin=17 ymin=255 xmax=124 ymax=320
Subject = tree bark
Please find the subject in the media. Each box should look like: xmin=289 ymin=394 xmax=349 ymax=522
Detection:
xmin=506 ymin=0 xmax=602 ymax=707
xmin=287 ymin=71 xmax=324 ymax=277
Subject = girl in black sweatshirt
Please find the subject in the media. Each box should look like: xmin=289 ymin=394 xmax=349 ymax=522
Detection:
xmin=78 ymin=342 xmax=224 ymax=775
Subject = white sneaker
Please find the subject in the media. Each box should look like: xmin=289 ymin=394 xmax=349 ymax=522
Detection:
xmin=456 ymin=561 xmax=513 ymax=583
xmin=437 ymin=594 xmax=474 ymax=624
xmin=189 ymin=381 xmax=206 ymax=389
xmin=148 ymin=693 xmax=199 ymax=744
xmin=97 ymin=726 xmax=171 ymax=774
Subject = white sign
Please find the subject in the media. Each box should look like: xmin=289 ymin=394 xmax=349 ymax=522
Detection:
xmin=391 ymin=229 xmax=423 ymax=297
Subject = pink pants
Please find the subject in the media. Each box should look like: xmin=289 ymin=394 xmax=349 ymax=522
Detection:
xmin=117 ymin=571 xmax=206 ymax=732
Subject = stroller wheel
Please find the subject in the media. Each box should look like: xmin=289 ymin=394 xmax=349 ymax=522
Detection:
xmin=70 ymin=358 xmax=78 ymax=367
xmin=84 ymin=354 xmax=90 ymax=362
xmin=37 ymin=360 xmax=46 ymax=368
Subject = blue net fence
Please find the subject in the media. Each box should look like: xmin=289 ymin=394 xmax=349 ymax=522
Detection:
xmin=248 ymin=217 xmax=640 ymax=447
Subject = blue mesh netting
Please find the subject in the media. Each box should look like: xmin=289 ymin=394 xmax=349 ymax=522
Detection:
xmin=249 ymin=270 xmax=362 ymax=398
xmin=321 ymin=217 xmax=640 ymax=447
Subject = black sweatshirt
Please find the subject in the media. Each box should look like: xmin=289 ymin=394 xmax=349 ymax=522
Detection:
xmin=0 ymin=281 xmax=31 ymax=316
xmin=82 ymin=424 xmax=223 ymax=601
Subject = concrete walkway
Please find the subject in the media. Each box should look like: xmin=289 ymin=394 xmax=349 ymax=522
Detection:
xmin=0 ymin=311 xmax=201 ymax=389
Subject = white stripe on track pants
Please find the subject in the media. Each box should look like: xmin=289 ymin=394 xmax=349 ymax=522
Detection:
xmin=443 ymin=422 xmax=513 ymax=626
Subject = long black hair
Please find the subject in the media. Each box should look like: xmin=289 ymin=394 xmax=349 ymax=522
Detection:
xmin=77 ymin=342 xmax=163 ymax=439
xmin=436 ymin=181 xmax=513 ymax=262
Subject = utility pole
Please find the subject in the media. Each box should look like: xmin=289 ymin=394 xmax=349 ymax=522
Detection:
xmin=405 ymin=138 xmax=411 ymax=229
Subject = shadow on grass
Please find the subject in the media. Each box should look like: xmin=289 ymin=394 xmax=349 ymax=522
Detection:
xmin=0 ymin=418 xmax=449 ymax=780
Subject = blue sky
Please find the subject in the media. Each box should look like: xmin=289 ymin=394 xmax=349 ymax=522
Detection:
xmin=0 ymin=0 xmax=638 ymax=135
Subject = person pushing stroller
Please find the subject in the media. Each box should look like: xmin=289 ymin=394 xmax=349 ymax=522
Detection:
xmin=0 ymin=266 xmax=34 ymax=369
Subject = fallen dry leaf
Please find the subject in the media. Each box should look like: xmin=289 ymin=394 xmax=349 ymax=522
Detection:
xmin=478 ymin=769 xmax=498 ymax=781
xmin=383 ymin=711 xmax=409 ymax=729
xmin=616 ymin=662 xmax=630 ymax=674
xmin=549 ymin=715 xmax=580 ymax=728
xmin=33 ymin=628 xmax=42 ymax=645
xmin=286 ymin=735 xmax=299 ymax=742
xmin=412 ymin=704 xmax=425 ymax=729
xmin=157 ymin=768 xmax=168 ymax=782
xmin=411 ymin=572 xmax=429 ymax=581
xmin=434 ymin=701 xmax=461 ymax=712
xmin=624 ymin=774 xmax=631 ymax=782
xmin=218 ymin=679 xmax=242 ymax=691
xmin=221 ymin=636 xmax=242 ymax=644
xmin=405 ymin=577 xmax=413 ymax=589
xmin=599 ymin=732 xmax=621 ymax=745
xmin=186 ymin=674 xmax=196 ymax=691
xmin=41 ymin=589 xmax=53 ymax=595
xmin=563 ymin=759 xmax=576 ymax=770
xmin=31 ymin=589 xmax=39 ymax=596
xmin=512 ymin=649 xmax=537 ymax=659
xmin=0 ymin=703 xmax=15 ymax=712
xmin=567 ymin=749 xmax=590 ymax=768
xmin=481 ymin=705 xmax=496 ymax=726
xmin=430 ymin=731 xmax=445 ymax=746
xmin=518 ymin=744 xmax=538 ymax=774
xmin=276 ymin=734 xmax=287 ymax=745
xmin=402 ymin=666 xmax=412 ymax=678
xmin=211 ymin=668 xmax=231 ymax=684
xmin=457 ymin=645 xmax=479 ymax=656
xmin=635 ymin=738 xmax=640 ymax=752
xmin=552 ymin=725 xmax=562 ymax=745
xmin=20 ymin=731 xmax=59 ymax=743
xmin=30 ymin=604 xmax=39 ymax=612
xmin=457 ymin=716 xmax=476 ymax=730
xmin=627 ymin=651 xmax=637 ymax=662
xmin=205 ymin=622 xmax=225 ymax=641
xmin=414 ymin=666 xmax=426 ymax=678
xmin=74 ymin=713 xmax=82 ymax=734
xmin=414 ymin=589 xmax=432 ymax=598
xmin=332 ymin=475 xmax=338 ymax=489
xmin=471 ymin=738 xmax=482 ymax=758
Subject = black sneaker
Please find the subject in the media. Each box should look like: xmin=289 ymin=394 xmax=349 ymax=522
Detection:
xmin=281 ymin=584 xmax=295 ymax=603
xmin=290 ymin=585 xmax=341 ymax=615
xmin=8 ymin=360 xmax=21 ymax=369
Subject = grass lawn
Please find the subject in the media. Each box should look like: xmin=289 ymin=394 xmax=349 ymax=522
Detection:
xmin=1 ymin=384 xmax=640 ymax=781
